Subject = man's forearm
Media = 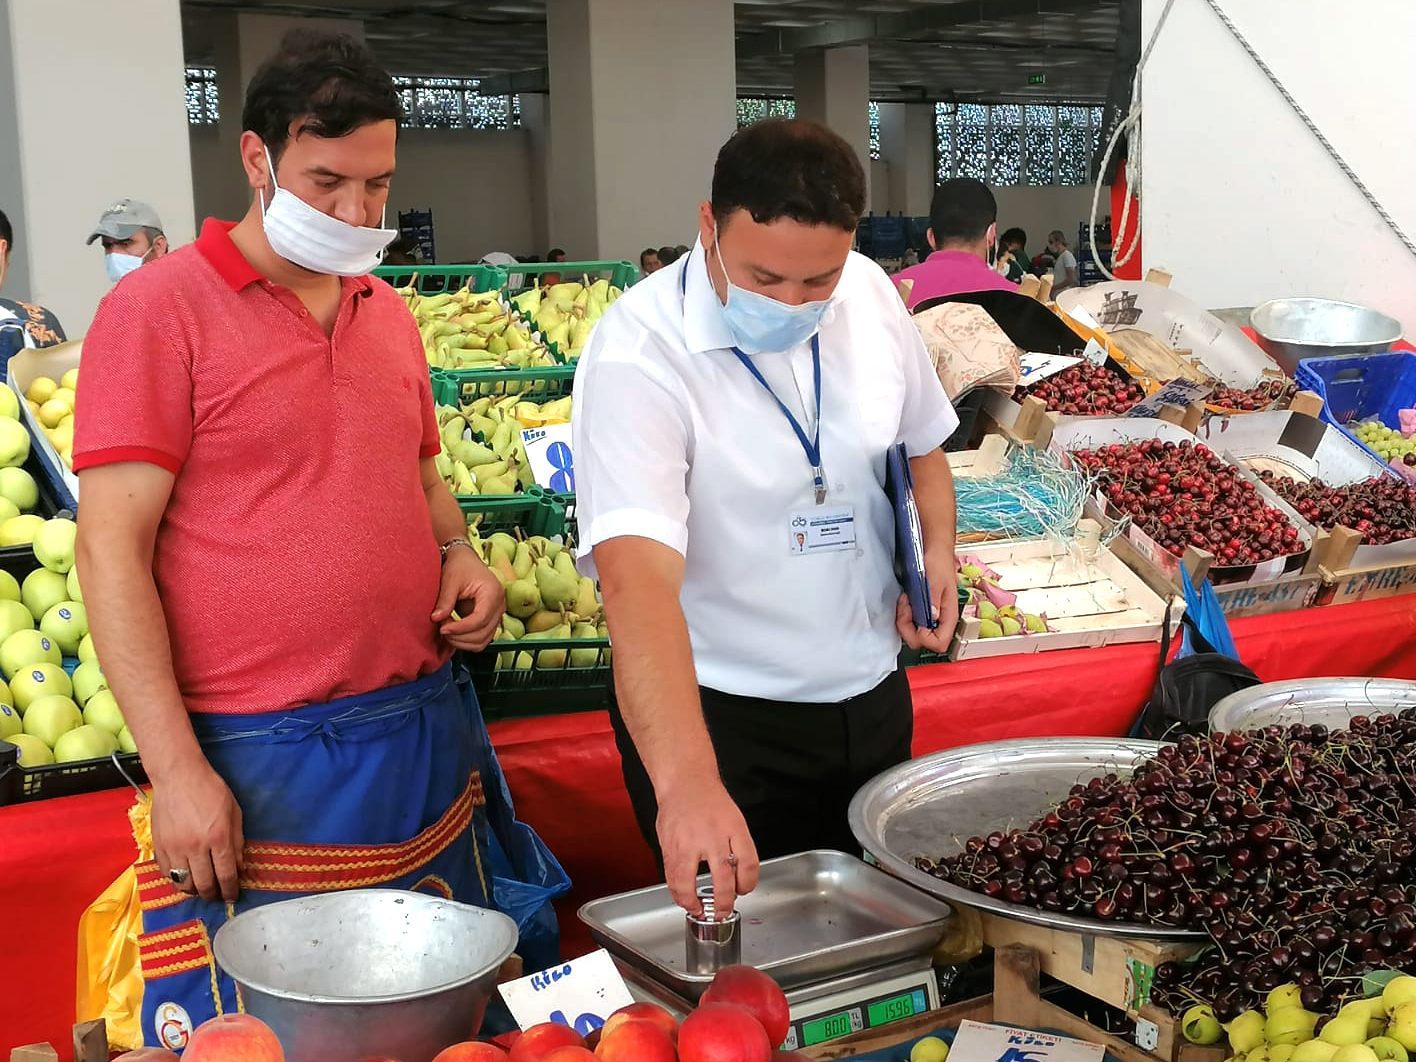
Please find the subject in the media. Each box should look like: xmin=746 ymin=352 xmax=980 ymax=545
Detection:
xmin=77 ymin=542 xmax=204 ymax=782
xmin=425 ymin=481 xmax=470 ymax=544
xmin=910 ymin=448 xmax=958 ymax=562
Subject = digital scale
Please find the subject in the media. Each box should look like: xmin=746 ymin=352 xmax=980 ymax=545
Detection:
xmin=578 ymin=850 xmax=951 ymax=1051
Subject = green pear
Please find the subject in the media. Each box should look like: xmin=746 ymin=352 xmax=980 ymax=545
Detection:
xmin=451 ymin=439 xmax=498 ymax=468
xmin=1024 ymin=613 xmax=1047 ymax=633
xmin=489 ymin=533 xmax=518 ymax=560
xmin=1366 ymin=1039 xmax=1408 ymax=1062
xmin=525 ymin=609 xmax=564 ymax=634
xmin=500 ymin=615 xmax=525 ymax=640
xmin=978 ymin=618 xmax=1004 ymax=638
xmin=959 ymin=564 xmax=983 ymax=581
xmin=597 ymin=622 xmax=609 ymax=638
xmin=553 ymin=551 xmax=578 ymax=581
xmin=542 ymin=539 xmax=564 ymax=560
xmin=573 ymin=577 xmax=599 ymax=619
xmin=512 ymin=542 xmax=534 ymax=580
xmin=505 ymin=579 xmax=541 ymax=619
xmin=1228 ymin=1011 xmax=1268 ymax=1055
xmin=997 ymin=605 xmax=1019 ymax=619
xmin=489 ymin=419 xmax=515 ymax=455
xmin=1321 ymin=1014 xmax=1370 ymax=1047
xmin=536 ymin=624 xmax=573 ymax=668
xmin=975 ymin=600 xmax=998 ymax=622
xmin=1000 ymin=616 xmax=1023 ymax=636
xmin=478 ymin=474 xmax=517 ymax=495
xmin=535 ymin=557 xmax=579 ymax=611
xmin=569 ymin=623 xmax=600 ymax=667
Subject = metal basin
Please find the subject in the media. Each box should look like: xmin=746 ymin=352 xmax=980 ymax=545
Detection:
xmin=1210 ymin=677 xmax=1416 ymax=733
xmin=213 ymin=890 xmax=518 ymax=1062
xmin=1251 ymin=298 xmax=1401 ymax=376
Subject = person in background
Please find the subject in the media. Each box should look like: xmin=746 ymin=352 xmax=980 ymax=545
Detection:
xmin=640 ymin=247 xmax=662 ymax=274
xmin=544 ymin=247 xmax=566 ymax=286
xmin=382 ymin=236 xmax=419 ymax=265
xmin=0 ymin=207 xmax=67 ymax=361
xmin=893 ymin=177 xmax=1016 ymax=309
xmin=87 ymin=199 xmax=169 ymax=284
xmin=657 ymin=244 xmax=680 ymax=268
xmin=1048 ymin=229 xmax=1079 ymax=293
xmin=674 ymin=243 xmax=689 ymax=258
xmin=997 ymin=227 xmax=1029 ymax=283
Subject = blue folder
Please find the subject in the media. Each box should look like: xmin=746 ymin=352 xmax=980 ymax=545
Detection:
xmin=885 ymin=442 xmax=937 ymax=630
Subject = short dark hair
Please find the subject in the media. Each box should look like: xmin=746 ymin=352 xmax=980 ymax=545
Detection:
xmin=242 ymin=29 xmax=403 ymax=162
xmin=711 ymin=118 xmax=864 ymax=232
xmin=1049 ymin=229 xmax=1067 ymax=245
xmin=658 ymin=246 xmax=679 ymax=266
xmin=0 ymin=208 xmax=11 ymax=254
xmin=928 ymin=178 xmax=997 ymax=247
xmin=999 ymin=227 xmax=1027 ymax=249
xmin=547 ymin=247 xmax=565 ymax=261
xmin=640 ymin=247 xmax=659 ymax=265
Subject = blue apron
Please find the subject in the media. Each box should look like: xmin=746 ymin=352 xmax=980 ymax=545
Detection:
xmin=134 ymin=662 xmax=492 ymax=1051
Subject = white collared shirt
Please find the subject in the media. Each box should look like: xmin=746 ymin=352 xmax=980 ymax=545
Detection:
xmin=572 ymin=241 xmax=957 ymax=703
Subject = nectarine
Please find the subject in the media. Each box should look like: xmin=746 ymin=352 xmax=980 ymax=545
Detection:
xmin=508 ymin=1022 xmax=586 ymax=1062
xmin=182 ymin=1014 xmax=284 ymax=1062
xmin=540 ymin=1050 xmax=598 ymax=1062
xmin=701 ymin=965 xmax=791 ymax=1048
xmin=432 ymin=1044 xmax=509 ymax=1061
xmin=603 ymin=1001 xmax=679 ymax=1042
xmin=595 ymin=1019 xmax=676 ymax=1062
xmin=679 ymin=1002 xmax=773 ymax=1062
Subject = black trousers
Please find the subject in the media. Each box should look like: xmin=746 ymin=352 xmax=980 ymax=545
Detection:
xmin=608 ymin=667 xmax=914 ymax=865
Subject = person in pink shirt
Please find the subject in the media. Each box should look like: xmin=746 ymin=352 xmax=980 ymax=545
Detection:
xmin=895 ymin=177 xmax=1017 ymax=310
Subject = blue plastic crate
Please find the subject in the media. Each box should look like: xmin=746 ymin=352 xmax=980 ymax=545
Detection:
xmin=1294 ymin=350 xmax=1416 ymax=465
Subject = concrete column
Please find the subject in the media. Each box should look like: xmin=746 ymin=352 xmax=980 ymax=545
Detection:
xmin=520 ymin=93 xmax=551 ymax=255
xmin=547 ymin=0 xmax=736 ymax=261
xmin=877 ymin=102 xmax=936 ymax=217
xmin=793 ymin=46 xmax=871 ymax=203
xmin=0 ymin=0 xmax=195 ymax=333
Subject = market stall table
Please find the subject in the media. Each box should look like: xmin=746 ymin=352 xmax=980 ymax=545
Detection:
xmin=5 ymin=596 xmax=1416 ymax=1057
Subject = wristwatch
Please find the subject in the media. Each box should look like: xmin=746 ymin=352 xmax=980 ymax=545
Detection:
xmin=439 ymin=538 xmax=477 ymax=563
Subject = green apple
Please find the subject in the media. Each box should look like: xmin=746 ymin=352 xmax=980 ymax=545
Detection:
xmin=82 ymin=689 xmax=125 ymax=736
xmin=0 ymin=386 xmax=18 ymax=422
xmin=77 ymin=633 xmax=97 ymax=664
xmin=0 ymin=513 xmax=43 ymax=546
xmin=66 ymin=566 xmax=82 ymax=603
xmin=0 ymin=628 xmax=61 ymax=678
xmin=117 ymin=725 xmax=138 ymax=754
xmin=0 ymin=599 xmax=33 ymax=645
xmin=0 ymin=681 xmax=11 ymax=708
xmin=71 ymin=660 xmax=107 ymax=707
xmin=21 ymin=568 xmax=67 ymax=623
xmin=39 ymin=601 xmax=86 ymax=655
xmin=3 ymin=733 xmax=53 ymax=767
xmin=0 ymin=499 xmax=17 ymax=526
xmin=32 ymin=518 xmax=76 ymax=574
xmin=0 ymin=466 xmax=38 ymax=511
xmin=0 ymin=570 xmax=18 ymax=602
xmin=53 ymin=723 xmax=117 ymax=763
xmin=22 ymin=693 xmax=80 ymax=746
xmin=0 ymin=701 xmax=19 ymax=739
xmin=0 ymin=417 xmax=29 ymax=468
xmin=10 ymin=663 xmax=71 ymax=711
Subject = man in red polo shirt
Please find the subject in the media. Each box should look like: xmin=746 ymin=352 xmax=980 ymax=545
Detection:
xmin=73 ymin=30 xmax=505 ymax=1048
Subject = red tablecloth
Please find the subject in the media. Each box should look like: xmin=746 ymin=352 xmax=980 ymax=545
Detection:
xmin=6 ymin=596 xmax=1416 ymax=1055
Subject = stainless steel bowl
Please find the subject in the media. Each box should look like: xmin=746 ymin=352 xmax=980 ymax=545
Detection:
xmin=1210 ymin=677 xmax=1416 ymax=733
xmin=213 ymin=890 xmax=518 ymax=1062
xmin=1251 ymin=298 xmax=1401 ymax=376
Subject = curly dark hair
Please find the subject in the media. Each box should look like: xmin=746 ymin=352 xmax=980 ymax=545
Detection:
xmin=711 ymin=118 xmax=865 ymax=233
xmin=242 ymin=29 xmax=403 ymax=161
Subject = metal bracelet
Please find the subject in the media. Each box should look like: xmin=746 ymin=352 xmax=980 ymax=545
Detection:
xmin=439 ymin=538 xmax=477 ymax=562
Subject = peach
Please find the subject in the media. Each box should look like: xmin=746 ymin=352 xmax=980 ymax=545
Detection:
xmin=594 ymin=1019 xmax=676 ymax=1062
xmin=507 ymin=1022 xmax=586 ymax=1062
xmin=602 ymin=1001 xmax=679 ymax=1042
xmin=679 ymin=1002 xmax=773 ymax=1062
xmin=541 ymin=1050 xmax=598 ymax=1062
xmin=701 ymin=965 xmax=791 ymax=1048
xmin=182 ymin=1014 xmax=284 ymax=1062
xmin=432 ymin=1044 xmax=509 ymax=1061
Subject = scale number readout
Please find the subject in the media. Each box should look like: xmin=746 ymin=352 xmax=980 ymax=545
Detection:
xmin=785 ymin=985 xmax=929 ymax=1050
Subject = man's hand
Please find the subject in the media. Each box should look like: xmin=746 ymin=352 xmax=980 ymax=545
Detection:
xmin=152 ymin=758 xmax=245 ymax=902
xmin=657 ymin=780 xmax=760 ymax=919
xmin=432 ymin=547 xmax=503 ymax=651
xmin=897 ymin=548 xmax=959 ymax=654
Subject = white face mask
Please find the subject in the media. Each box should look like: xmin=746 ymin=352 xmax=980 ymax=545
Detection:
xmin=106 ymin=252 xmax=146 ymax=283
xmin=260 ymin=147 xmax=396 ymax=277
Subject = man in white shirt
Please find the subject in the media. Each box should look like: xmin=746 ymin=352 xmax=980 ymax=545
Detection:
xmin=573 ymin=118 xmax=959 ymax=917
xmin=1048 ymin=229 xmax=1079 ymax=293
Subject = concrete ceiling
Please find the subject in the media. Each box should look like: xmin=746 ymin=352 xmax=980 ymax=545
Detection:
xmin=181 ymin=0 xmax=1121 ymax=103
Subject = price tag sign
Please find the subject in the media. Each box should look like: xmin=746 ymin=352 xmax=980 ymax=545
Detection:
xmin=499 ymin=949 xmax=635 ymax=1035
xmin=948 ymin=1020 xmax=1104 ymax=1062
xmin=1081 ymin=338 xmax=1108 ymax=366
xmin=1018 ymin=352 xmax=1082 ymax=385
xmin=522 ymin=424 xmax=575 ymax=493
xmin=1125 ymin=378 xmax=1214 ymax=419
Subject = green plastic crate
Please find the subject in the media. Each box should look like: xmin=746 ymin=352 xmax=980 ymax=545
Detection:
xmin=373 ymin=264 xmax=508 ymax=295
xmin=431 ymin=364 xmax=575 ymax=407
xmin=463 ymin=638 xmax=611 ymax=719
xmin=505 ymin=260 xmax=639 ymax=295
xmin=459 ymin=491 xmax=568 ymax=539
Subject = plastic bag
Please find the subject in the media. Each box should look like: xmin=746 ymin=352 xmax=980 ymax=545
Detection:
xmin=1177 ymin=565 xmax=1239 ymax=659
xmin=75 ymin=798 xmax=152 ymax=1053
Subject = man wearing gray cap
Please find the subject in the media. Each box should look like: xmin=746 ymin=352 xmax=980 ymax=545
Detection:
xmin=87 ymin=198 xmax=169 ymax=283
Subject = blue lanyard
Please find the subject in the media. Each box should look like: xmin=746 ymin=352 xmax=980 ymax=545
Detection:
xmin=681 ymin=259 xmax=828 ymax=504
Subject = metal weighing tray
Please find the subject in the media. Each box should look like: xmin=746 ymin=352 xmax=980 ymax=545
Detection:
xmin=578 ymin=849 xmax=952 ymax=1000
xmin=849 ymin=737 xmax=1204 ymax=940
xmin=1210 ymin=677 xmax=1416 ymax=733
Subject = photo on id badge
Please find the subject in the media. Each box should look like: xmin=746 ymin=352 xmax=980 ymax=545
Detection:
xmin=788 ymin=507 xmax=856 ymax=555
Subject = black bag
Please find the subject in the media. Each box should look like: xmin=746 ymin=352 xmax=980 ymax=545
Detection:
xmin=1134 ymin=603 xmax=1262 ymax=740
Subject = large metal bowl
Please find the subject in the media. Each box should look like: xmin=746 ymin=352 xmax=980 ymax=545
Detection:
xmin=1251 ymin=298 xmax=1402 ymax=376
xmin=213 ymin=890 xmax=518 ymax=1062
xmin=1210 ymin=677 xmax=1416 ymax=733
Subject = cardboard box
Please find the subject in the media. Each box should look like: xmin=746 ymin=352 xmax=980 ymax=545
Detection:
xmin=7 ymin=341 xmax=80 ymax=509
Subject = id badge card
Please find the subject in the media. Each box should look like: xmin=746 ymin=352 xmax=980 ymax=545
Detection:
xmin=788 ymin=506 xmax=857 ymax=555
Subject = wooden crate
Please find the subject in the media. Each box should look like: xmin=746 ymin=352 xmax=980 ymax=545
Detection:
xmin=803 ymin=994 xmax=994 ymax=1060
xmin=1316 ymin=526 xmax=1416 ymax=605
xmin=10 ymin=1020 xmax=107 ymax=1062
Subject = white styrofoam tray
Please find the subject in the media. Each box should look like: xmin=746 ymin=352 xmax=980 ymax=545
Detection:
xmin=7 ymin=341 xmax=80 ymax=509
xmin=951 ymin=537 xmax=1180 ymax=660
xmin=1200 ymin=411 xmax=1416 ymax=571
xmin=1058 ymin=281 xmax=1280 ymax=388
xmin=1048 ymin=417 xmax=1318 ymax=586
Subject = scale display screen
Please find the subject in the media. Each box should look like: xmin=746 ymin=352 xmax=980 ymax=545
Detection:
xmin=802 ymin=1011 xmax=855 ymax=1046
xmin=795 ymin=986 xmax=930 ymax=1048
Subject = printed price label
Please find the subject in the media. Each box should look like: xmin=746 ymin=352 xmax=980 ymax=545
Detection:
xmin=1081 ymin=338 xmax=1108 ymax=366
xmin=1125 ymin=378 xmax=1214 ymax=419
xmin=499 ymin=949 xmax=635 ymax=1035
xmin=1018 ymin=352 xmax=1083 ymax=385
xmin=948 ymin=1020 xmax=1104 ymax=1062
xmin=522 ymin=424 xmax=575 ymax=493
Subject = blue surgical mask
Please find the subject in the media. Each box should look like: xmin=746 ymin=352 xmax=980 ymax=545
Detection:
xmin=105 ymin=252 xmax=145 ymax=283
xmin=713 ymin=235 xmax=830 ymax=355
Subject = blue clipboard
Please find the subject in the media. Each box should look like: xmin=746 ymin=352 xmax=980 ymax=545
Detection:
xmin=885 ymin=442 xmax=937 ymax=630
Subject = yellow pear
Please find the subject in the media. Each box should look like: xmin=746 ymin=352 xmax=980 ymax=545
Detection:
xmin=1322 ymin=1014 xmax=1372 ymax=1047
xmin=512 ymin=542 xmax=535 ymax=580
xmin=573 ymin=577 xmax=599 ymax=620
xmin=1270 ymin=985 xmax=1305 ymax=1012
xmin=504 ymin=579 xmax=541 ymax=619
xmin=1386 ymin=980 xmax=1416 ymax=1017
xmin=1269 ymin=1009 xmax=1321 ymax=1047
xmin=1292 ymin=1044 xmax=1339 ymax=1062
xmin=525 ymin=610 xmax=564 ymax=635
xmin=535 ymin=557 xmax=578 ymax=611
xmin=1228 ymin=1012 xmax=1268 ymax=1055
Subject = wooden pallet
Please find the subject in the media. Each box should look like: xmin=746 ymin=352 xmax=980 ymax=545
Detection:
xmin=10 ymin=1020 xmax=106 ymax=1062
